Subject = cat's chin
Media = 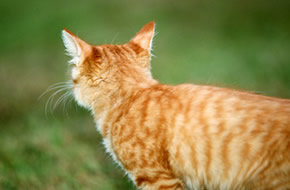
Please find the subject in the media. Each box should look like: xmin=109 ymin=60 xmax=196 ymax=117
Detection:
xmin=73 ymin=88 xmax=91 ymax=109
xmin=75 ymin=98 xmax=90 ymax=109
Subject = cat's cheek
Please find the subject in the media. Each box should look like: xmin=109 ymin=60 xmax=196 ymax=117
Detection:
xmin=73 ymin=87 xmax=88 ymax=108
xmin=71 ymin=67 xmax=80 ymax=80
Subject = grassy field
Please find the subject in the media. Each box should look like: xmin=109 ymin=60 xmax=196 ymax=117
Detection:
xmin=0 ymin=0 xmax=290 ymax=189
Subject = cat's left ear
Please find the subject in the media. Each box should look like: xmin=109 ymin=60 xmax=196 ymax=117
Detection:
xmin=130 ymin=21 xmax=155 ymax=52
xmin=62 ymin=29 xmax=91 ymax=65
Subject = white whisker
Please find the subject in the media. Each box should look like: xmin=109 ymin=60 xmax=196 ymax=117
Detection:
xmin=53 ymin=91 xmax=70 ymax=111
xmin=110 ymin=32 xmax=119 ymax=44
xmin=62 ymin=91 xmax=74 ymax=117
xmin=42 ymin=80 xmax=73 ymax=117
xmin=39 ymin=81 xmax=72 ymax=100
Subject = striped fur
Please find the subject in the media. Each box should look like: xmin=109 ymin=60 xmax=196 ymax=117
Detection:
xmin=62 ymin=22 xmax=290 ymax=190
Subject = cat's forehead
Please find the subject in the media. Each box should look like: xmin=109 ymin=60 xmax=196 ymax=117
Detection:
xmin=98 ymin=44 xmax=122 ymax=50
xmin=99 ymin=43 xmax=144 ymax=56
xmin=96 ymin=44 xmax=133 ymax=57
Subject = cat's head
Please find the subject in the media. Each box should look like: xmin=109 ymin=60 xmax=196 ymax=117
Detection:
xmin=61 ymin=22 xmax=155 ymax=108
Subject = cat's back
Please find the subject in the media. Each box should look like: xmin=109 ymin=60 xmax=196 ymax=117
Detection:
xmin=172 ymin=83 xmax=290 ymax=124
xmin=160 ymin=84 xmax=290 ymax=189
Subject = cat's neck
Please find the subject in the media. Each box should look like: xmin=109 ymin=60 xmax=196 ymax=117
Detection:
xmin=90 ymin=71 xmax=158 ymax=122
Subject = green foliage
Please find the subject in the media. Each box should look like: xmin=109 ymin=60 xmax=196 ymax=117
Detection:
xmin=0 ymin=0 xmax=289 ymax=189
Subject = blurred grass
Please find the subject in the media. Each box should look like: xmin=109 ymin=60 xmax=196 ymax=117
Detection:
xmin=0 ymin=0 xmax=290 ymax=189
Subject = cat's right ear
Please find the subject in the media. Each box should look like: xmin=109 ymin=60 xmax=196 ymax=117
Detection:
xmin=130 ymin=21 xmax=155 ymax=52
xmin=61 ymin=29 xmax=91 ymax=65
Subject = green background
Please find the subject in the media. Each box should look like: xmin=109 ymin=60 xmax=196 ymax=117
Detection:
xmin=1 ymin=0 xmax=289 ymax=189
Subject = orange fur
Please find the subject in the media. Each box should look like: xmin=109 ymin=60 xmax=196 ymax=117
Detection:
xmin=62 ymin=22 xmax=290 ymax=190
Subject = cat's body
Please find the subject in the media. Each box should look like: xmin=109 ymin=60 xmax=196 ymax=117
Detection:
xmin=61 ymin=22 xmax=290 ymax=189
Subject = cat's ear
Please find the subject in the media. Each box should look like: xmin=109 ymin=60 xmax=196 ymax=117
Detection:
xmin=62 ymin=29 xmax=91 ymax=64
xmin=130 ymin=21 xmax=155 ymax=52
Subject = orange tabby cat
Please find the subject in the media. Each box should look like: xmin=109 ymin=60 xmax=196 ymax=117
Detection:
xmin=61 ymin=22 xmax=290 ymax=190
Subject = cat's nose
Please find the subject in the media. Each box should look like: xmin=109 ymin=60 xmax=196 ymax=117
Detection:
xmin=72 ymin=79 xmax=78 ymax=84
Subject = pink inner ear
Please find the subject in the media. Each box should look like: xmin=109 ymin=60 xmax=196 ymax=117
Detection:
xmin=131 ymin=21 xmax=155 ymax=50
